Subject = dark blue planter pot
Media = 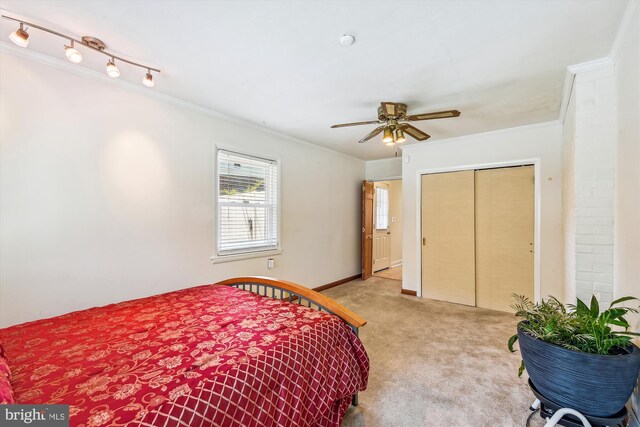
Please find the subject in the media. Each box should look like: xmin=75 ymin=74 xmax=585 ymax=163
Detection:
xmin=518 ymin=324 xmax=640 ymax=417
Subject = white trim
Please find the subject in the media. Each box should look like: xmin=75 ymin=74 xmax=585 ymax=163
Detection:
xmin=211 ymin=249 xmax=282 ymax=264
xmin=559 ymin=1 xmax=639 ymax=125
xmin=608 ymin=0 xmax=640 ymax=65
xmin=558 ymin=69 xmax=576 ymax=125
xmin=390 ymin=260 xmax=403 ymax=268
xmin=0 ymin=41 xmax=364 ymax=164
xmin=369 ymin=176 xmax=402 ymax=182
xmin=401 ymin=121 xmax=559 ymax=153
xmin=212 ymin=143 xmax=282 ymax=263
xmin=558 ymin=58 xmax=612 ymax=124
xmin=414 ymin=158 xmax=542 ymax=304
xmin=566 ymin=57 xmax=613 ymax=75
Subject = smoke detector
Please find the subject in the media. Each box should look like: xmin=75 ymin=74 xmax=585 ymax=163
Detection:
xmin=339 ymin=34 xmax=355 ymax=47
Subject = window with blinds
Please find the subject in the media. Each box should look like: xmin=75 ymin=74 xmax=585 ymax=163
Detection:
xmin=216 ymin=149 xmax=279 ymax=256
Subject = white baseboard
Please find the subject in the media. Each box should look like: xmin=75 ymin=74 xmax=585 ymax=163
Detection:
xmin=390 ymin=260 xmax=403 ymax=268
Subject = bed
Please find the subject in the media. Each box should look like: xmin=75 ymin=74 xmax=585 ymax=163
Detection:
xmin=0 ymin=277 xmax=369 ymax=427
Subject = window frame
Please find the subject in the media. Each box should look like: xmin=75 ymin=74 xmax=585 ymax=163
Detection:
xmin=375 ymin=186 xmax=390 ymax=230
xmin=212 ymin=144 xmax=282 ymax=264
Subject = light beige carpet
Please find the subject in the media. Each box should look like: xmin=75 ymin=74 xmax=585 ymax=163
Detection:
xmin=323 ymin=276 xmax=544 ymax=427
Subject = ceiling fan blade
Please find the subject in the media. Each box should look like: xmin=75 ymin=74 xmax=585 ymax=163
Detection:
xmin=407 ymin=110 xmax=461 ymax=121
xmin=331 ymin=120 xmax=380 ymax=128
xmin=359 ymin=126 xmax=385 ymax=143
xmin=380 ymin=102 xmax=398 ymax=117
xmin=400 ymin=124 xmax=430 ymax=141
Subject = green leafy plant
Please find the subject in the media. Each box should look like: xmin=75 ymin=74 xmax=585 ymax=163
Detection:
xmin=508 ymin=294 xmax=639 ymax=376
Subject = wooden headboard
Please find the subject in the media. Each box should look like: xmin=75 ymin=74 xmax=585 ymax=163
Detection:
xmin=216 ymin=276 xmax=367 ymax=334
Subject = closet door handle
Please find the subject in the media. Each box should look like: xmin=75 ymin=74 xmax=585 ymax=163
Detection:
xmin=422 ymin=237 xmax=426 ymax=246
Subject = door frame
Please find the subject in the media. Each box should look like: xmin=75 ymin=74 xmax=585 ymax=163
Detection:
xmin=415 ymin=158 xmax=541 ymax=302
xmin=364 ymin=177 xmax=402 ymax=280
xmin=372 ymin=182 xmax=392 ymax=272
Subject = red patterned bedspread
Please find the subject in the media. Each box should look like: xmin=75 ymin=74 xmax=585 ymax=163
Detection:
xmin=0 ymin=285 xmax=369 ymax=426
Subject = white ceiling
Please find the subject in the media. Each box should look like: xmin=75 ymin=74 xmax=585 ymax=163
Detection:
xmin=0 ymin=1 xmax=628 ymax=160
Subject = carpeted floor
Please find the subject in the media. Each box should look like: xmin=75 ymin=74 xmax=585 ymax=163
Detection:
xmin=323 ymin=276 xmax=543 ymax=427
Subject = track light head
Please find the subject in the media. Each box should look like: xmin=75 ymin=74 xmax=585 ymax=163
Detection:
xmin=106 ymin=59 xmax=120 ymax=78
xmin=143 ymin=71 xmax=154 ymax=88
xmin=64 ymin=40 xmax=82 ymax=63
xmin=9 ymin=23 xmax=29 ymax=47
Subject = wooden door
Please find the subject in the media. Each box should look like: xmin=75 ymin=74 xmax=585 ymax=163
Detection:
xmin=475 ymin=166 xmax=534 ymax=312
xmin=361 ymin=180 xmax=374 ymax=280
xmin=421 ymin=171 xmax=476 ymax=306
xmin=373 ymin=183 xmax=391 ymax=272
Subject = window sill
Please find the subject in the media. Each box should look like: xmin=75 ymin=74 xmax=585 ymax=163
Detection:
xmin=211 ymin=249 xmax=282 ymax=264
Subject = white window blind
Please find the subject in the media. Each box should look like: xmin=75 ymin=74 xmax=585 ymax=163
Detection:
xmin=375 ymin=187 xmax=389 ymax=230
xmin=217 ymin=149 xmax=279 ymax=256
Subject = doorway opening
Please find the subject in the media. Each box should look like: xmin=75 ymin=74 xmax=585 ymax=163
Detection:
xmin=361 ymin=179 xmax=402 ymax=281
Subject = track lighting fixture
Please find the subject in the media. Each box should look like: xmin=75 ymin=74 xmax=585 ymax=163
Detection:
xmin=106 ymin=59 xmax=120 ymax=78
xmin=143 ymin=70 xmax=154 ymax=88
xmin=64 ymin=40 xmax=82 ymax=63
xmin=2 ymin=14 xmax=160 ymax=87
xmin=9 ymin=23 xmax=29 ymax=47
xmin=395 ymin=127 xmax=406 ymax=143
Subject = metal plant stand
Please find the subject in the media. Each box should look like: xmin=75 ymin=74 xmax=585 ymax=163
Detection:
xmin=526 ymin=380 xmax=628 ymax=427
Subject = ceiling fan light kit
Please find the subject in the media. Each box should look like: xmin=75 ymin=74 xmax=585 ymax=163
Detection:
xmin=331 ymin=102 xmax=461 ymax=148
xmin=3 ymin=14 xmax=160 ymax=87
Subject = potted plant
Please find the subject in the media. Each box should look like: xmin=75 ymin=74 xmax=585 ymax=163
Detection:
xmin=508 ymin=295 xmax=640 ymax=417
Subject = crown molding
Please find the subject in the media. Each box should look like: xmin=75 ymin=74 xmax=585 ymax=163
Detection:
xmin=0 ymin=41 xmax=365 ymax=164
xmin=558 ymin=57 xmax=612 ymax=124
xmin=365 ymin=157 xmax=402 ymax=165
xmin=566 ymin=57 xmax=613 ymax=74
xmin=559 ymin=58 xmax=613 ymax=123
xmin=560 ymin=1 xmax=638 ymax=122
xmin=558 ymin=68 xmax=575 ymax=124
xmin=609 ymin=0 xmax=639 ymax=65
xmin=400 ymin=120 xmax=560 ymax=153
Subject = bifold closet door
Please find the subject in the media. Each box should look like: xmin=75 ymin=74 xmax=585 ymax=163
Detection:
xmin=475 ymin=166 xmax=534 ymax=312
xmin=421 ymin=170 xmax=476 ymax=306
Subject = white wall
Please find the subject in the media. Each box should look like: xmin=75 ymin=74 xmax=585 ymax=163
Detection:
xmin=562 ymin=89 xmax=577 ymax=304
xmin=401 ymin=122 xmax=564 ymax=299
xmin=613 ymin=3 xmax=639 ymax=329
xmin=0 ymin=53 xmax=365 ymax=327
xmin=388 ymin=180 xmax=403 ymax=266
xmin=611 ymin=7 xmax=639 ymax=421
xmin=562 ymin=66 xmax=617 ymax=306
xmin=365 ymin=157 xmax=402 ymax=180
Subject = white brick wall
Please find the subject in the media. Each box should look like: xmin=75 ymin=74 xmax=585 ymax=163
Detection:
xmin=565 ymin=67 xmax=617 ymax=306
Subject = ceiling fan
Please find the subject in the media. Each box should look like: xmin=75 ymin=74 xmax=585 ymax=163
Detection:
xmin=331 ymin=102 xmax=461 ymax=146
